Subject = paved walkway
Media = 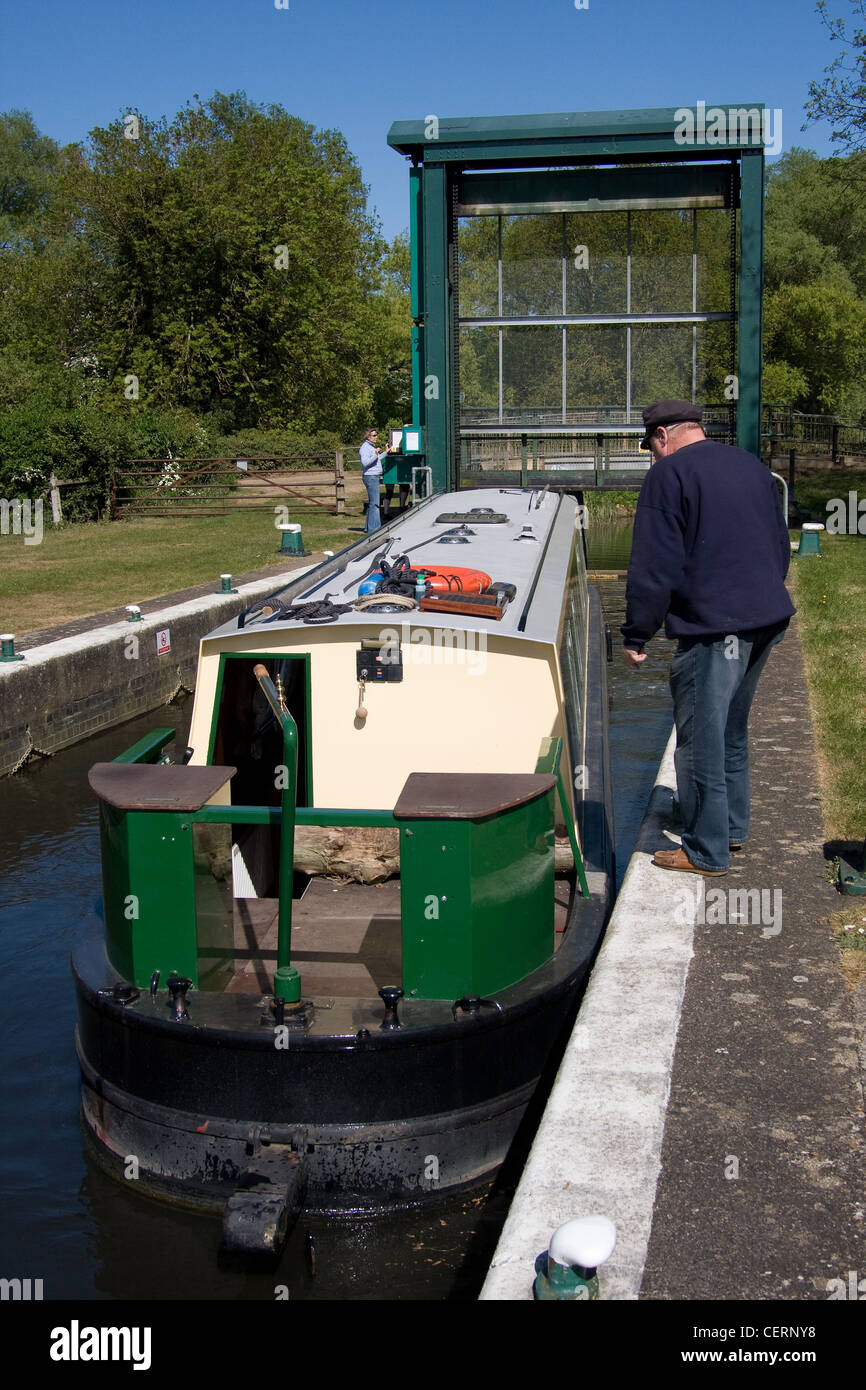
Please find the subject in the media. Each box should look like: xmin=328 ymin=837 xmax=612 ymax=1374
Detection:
xmin=640 ymin=616 xmax=866 ymax=1300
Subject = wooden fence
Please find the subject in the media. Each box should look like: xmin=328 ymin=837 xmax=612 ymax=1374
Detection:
xmin=112 ymin=454 xmax=348 ymax=517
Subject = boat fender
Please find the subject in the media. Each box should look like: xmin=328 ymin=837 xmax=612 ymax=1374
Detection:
xmin=358 ymin=572 xmax=383 ymax=595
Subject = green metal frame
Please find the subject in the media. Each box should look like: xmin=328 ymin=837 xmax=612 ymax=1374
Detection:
xmin=388 ymin=105 xmax=766 ymax=489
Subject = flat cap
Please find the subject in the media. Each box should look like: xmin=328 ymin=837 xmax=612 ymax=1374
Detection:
xmin=639 ymin=399 xmax=703 ymax=449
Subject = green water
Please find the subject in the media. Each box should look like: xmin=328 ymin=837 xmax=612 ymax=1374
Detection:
xmin=584 ymin=515 xmax=635 ymax=570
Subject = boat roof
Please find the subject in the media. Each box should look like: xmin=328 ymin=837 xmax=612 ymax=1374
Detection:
xmin=204 ymin=488 xmax=579 ymax=647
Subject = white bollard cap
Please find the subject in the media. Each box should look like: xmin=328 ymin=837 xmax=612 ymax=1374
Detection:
xmin=277 ymin=523 xmax=302 ymax=533
xmin=802 ymin=522 xmax=825 ymax=531
xmin=549 ymin=1215 xmax=617 ymax=1270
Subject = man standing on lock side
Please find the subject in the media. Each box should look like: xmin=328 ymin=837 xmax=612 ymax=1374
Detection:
xmin=621 ymin=400 xmax=795 ymax=876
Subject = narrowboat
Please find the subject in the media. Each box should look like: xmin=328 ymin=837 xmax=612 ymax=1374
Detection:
xmin=73 ymin=487 xmax=613 ymax=1253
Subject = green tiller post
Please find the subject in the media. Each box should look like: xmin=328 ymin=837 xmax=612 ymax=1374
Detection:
xmin=253 ymin=663 xmax=301 ymax=1002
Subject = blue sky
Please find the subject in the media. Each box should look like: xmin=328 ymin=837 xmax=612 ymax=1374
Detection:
xmin=0 ymin=0 xmax=844 ymax=241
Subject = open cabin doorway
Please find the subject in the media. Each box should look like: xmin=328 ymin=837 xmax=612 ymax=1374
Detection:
xmin=208 ymin=653 xmax=312 ymax=897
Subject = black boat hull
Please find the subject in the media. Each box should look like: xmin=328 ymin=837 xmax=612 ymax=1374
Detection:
xmin=72 ymin=904 xmax=603 ymax=1213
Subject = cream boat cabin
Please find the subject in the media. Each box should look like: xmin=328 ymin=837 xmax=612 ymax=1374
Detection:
xmin=189 ymin=486 xmax=588 ymax=836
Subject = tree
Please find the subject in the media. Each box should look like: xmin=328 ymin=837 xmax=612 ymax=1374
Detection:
xmin=804 ymin=1 xmax=866 ymax=152
xmin=0 ymin=110 xmax=65 ymax=248
xmin=764 ymin=281 xmax=866 ymax=414
xmin=368 ymin=231 xmax=412 ymax=426
xmin=71 ymin=92 xmax=387 ymax=435
xmin=762 ymin=148 xmax=866 ymax=414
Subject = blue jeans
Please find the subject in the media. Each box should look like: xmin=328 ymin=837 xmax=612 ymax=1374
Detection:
xmin=669 ymin=620 xmax=789 ymax=871
xmin=363 ymin=471 xmax=381 ymax=532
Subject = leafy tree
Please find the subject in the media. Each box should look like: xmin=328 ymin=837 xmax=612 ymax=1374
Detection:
xmin=0 ymin=110 xmax=65 ymax=247
xmin=764 ymin=281 xmax=866 ymax=414
xmin=0 ymin=111 xmax=92 ymax=376
xmin=70 ymin=92 xmax=386 ymax=436
xmin=763 ymin=148 xmax=866 ymax=414
xmin=368 ymin=231 xmax=412 ymax=427
xmin=804 ymin=0 xmax=866 ymax=153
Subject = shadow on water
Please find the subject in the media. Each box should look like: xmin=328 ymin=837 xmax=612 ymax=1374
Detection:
xmin=0 ymin=543 xmax=677 ymax=1299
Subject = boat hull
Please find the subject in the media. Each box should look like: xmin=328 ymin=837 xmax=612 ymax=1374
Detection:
xmin=72 ymin=901 xmax=603 ymax=1212
xmin=77 ymin=1036 xmax=540 ymax=1214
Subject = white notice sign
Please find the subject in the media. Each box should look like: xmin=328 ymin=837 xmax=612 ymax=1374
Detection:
xmin=156 ymin=628 xmax=171 ymax=655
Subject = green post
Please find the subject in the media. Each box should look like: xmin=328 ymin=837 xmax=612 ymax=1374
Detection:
xmin=419 ymin=162 xmax=451 ymax=493
xmin=738 ymin=149 xmax=764 ymax=456
xmin=253 ymin=665 xmax=301 ymax=1002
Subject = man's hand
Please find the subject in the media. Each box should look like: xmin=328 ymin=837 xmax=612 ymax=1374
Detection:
xmin=622 ymin=646 xmax=647 ymax=668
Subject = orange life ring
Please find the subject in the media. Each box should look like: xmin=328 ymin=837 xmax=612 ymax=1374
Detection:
xmin=417 ymin=566 xmax=492 ymax=594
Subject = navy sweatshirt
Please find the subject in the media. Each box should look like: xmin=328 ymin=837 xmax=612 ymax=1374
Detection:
xmin=621 ymin=439 xmax=795 ymax=650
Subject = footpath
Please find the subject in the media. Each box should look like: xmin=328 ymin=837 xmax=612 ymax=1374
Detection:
xmin=483 ymin=616 xmax=866 ymax=1300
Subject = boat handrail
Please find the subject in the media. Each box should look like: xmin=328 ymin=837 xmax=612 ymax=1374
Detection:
xmin=516 ymin=493 xmax=562 ymax=632
xmin=236 ymin=494 xmax=442 ymax=625
xmin=110 ymin=728 xmax=176 ymax=765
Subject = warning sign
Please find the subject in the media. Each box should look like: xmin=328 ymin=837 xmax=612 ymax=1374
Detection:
xmin=156 ymin=628 xmax=171 ymax=655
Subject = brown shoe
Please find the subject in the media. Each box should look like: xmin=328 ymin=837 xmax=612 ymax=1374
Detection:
xmin=729 ymin=842 xmax=744 ymax=852
xmin=652 ymin=847 xmax=727 ymax=876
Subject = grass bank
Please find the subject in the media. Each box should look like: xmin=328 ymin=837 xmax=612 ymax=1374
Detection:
xmin=788 ymin=533 xmax=866 ymax=842
xmin=784 ymin=466 xmax=866 ymax=523
xmin=0 ymin=508 xmax=359 ymax=636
